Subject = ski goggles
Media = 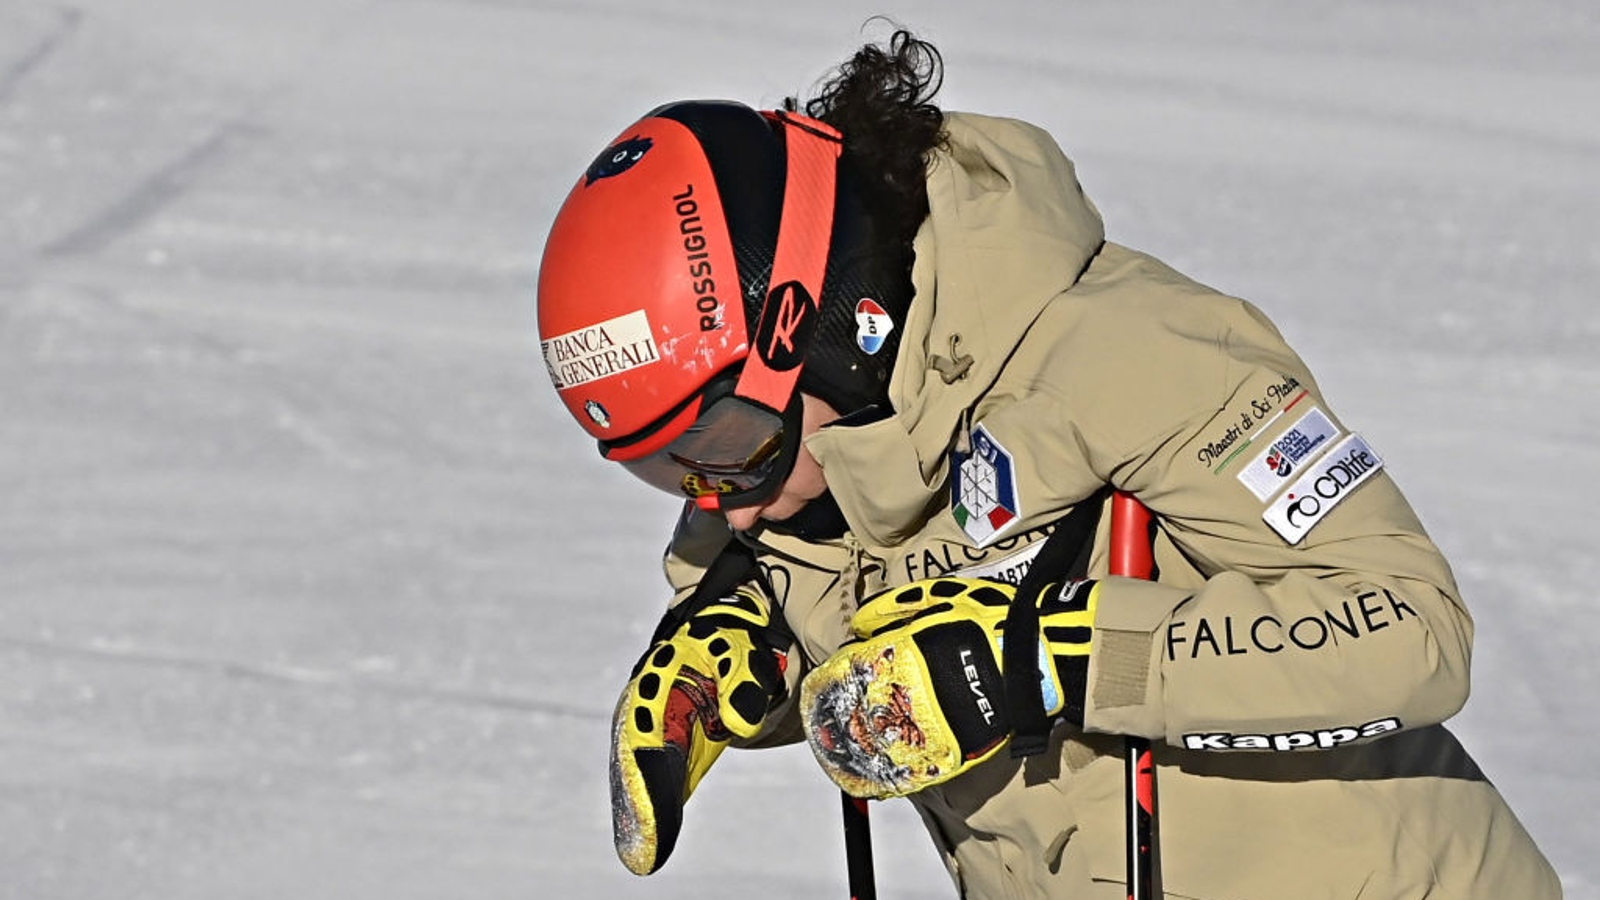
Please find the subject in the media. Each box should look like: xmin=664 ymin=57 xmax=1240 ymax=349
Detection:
xmin=599 ymin=369 xmax=804 ymax=510
xmin=597 ymin=111 xmax=842 ymax=514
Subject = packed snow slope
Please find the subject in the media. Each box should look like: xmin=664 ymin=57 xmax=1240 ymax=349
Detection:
xmin=1 ymin=1 xmax=1595 ymax=898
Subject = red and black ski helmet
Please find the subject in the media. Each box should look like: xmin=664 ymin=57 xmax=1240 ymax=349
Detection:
xmin=537 ymin=100 xmax=915 ymax=476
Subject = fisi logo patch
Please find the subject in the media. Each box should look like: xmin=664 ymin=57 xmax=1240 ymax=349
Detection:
xmin=951 ymin=424 xmax=1021 ymax=546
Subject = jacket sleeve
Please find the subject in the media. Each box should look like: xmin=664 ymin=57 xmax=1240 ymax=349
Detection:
xmin=1063 ymin=279 xmax=1474 ymax=750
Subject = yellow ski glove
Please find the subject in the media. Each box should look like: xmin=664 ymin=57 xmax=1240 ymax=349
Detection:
xmin=801 ymin=576 xmax=1098 ymax=799
xmin=610 ymin=583 xmax=791 ymax=875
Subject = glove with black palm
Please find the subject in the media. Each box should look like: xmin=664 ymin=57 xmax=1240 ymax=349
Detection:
xmin=610 ymin=581 xmax=792 ymax=875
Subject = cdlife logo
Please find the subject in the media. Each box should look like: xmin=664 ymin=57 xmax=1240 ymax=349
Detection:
xmin=1262 ymin=434 xmax=1384 ymax=544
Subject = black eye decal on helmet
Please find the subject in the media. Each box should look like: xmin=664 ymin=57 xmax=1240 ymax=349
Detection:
xmin=585 ymin=136 xmax=653 ymax=186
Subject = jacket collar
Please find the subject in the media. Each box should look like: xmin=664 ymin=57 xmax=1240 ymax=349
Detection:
xmin=807 ymin=112 xmax=1105 ymax=547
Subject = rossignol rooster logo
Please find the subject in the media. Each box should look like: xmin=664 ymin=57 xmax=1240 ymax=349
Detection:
xmin=585 ymin=136 xmax=652 ymax=186
xmin=755 ymin=281 xmax=819 ymax=371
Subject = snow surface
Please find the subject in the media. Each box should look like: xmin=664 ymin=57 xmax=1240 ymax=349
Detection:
xmin=1 ymin=1 xmax=1596 ymax=898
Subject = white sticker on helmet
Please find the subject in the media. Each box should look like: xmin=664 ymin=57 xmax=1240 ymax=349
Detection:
xmin=542 ymin=310 xmax=660 ymax=390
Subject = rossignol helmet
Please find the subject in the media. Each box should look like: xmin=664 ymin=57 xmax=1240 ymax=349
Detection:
xmin=537 ymin=101 xmax=916 ymax=510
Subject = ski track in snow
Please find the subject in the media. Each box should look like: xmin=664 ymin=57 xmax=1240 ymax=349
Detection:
xmin=2 ymin=1 xmax=1596 ymax=898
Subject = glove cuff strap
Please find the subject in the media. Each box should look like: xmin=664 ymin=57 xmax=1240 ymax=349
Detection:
xmin=1001 ymin=491 xmax=1106 ymax=758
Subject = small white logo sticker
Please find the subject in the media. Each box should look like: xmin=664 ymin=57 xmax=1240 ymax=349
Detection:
xmin=541 ymin=310 xmax=659 ymax=390
xmin=1238 ymin=406 xmax=1342 ymax=500
xmin=1262 ymin=434 xmax=1384 ymax=544
xmin=854 ymin=298 xmax=894 ymax=354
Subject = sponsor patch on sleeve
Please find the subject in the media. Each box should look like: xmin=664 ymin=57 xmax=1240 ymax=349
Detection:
xmin=951 ymin=424 xmax=1021 ymax=547
xmin=1261 ymin=434 xmax=1384 ymax=544
xmin=1237 ymin=406 xmax=1342 ymax=500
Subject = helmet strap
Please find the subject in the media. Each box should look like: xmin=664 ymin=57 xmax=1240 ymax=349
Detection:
xmin=730 ymin=111 xmax=842 ymax=418
xmin=687 ymin=112 xmax=840 ymax=515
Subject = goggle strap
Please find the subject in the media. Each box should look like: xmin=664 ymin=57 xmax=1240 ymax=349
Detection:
xmin=733 ymin=111 xmax=842 ymax=414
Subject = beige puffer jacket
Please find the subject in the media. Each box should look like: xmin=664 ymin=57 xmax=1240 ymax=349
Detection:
xmin=661 ymin=112 xmax=1561 ymax=900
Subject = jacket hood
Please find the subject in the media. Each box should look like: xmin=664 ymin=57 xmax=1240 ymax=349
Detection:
xmin=807 ymin=112 xmax=1106 ymax=546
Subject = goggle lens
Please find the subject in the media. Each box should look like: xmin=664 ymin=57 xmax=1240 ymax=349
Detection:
xmin=614 ymin=394 xmax=798 ymax=508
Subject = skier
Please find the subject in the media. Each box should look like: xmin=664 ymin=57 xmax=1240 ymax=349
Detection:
xmin=536 ymin=30 xmax=1562 ymax=900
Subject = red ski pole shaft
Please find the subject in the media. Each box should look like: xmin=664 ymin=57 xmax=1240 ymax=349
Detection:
xmin=1110 ymin=491 xmax=1161 ymax=900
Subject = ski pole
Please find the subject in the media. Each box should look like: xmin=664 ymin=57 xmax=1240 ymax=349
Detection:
xmin=1110 ymin=491 xmax=1161 ymax=900
xmin=841 ymin=791 xmax=876 ymax=900
xmin=838 ymin=492 xmax=1150 ymax=900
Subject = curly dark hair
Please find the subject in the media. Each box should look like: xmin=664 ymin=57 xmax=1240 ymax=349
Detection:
xmin=789 ymin=27 xmax=946 ymax=246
